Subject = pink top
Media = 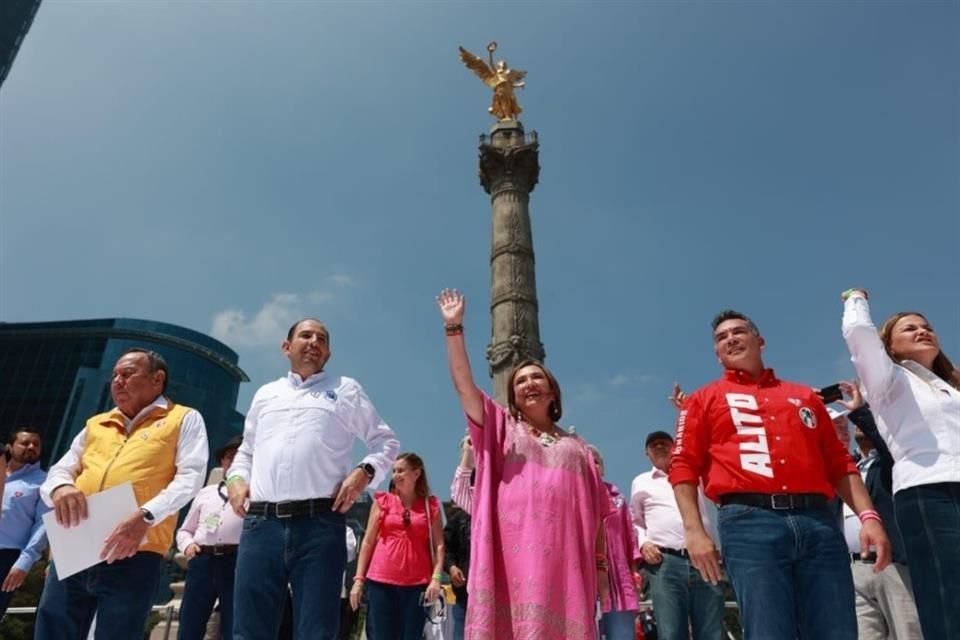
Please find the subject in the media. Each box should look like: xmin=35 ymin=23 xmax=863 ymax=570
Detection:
xmin=601 ymin=482 xmax=640 ymax=613
xmin=366 ymin=491 xmax=440 ymax=586
xmin=450 ymin=465 xmax=473 ymax=515
xmin=176 ymin=483 xmax=244 ymax=550
xmin=465 ymin=392 xmax=611 ymax=640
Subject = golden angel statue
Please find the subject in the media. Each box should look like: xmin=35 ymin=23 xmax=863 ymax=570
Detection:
xmin=459 ymin=42 xmax=527 ymax=121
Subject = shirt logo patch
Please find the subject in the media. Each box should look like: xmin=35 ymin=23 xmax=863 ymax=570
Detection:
xmin=140 ymin=432 xmax=150 ymax=440
xmin=324 ymin=390 xmax=337 ymax=401
xmin=799 ymin=407 xmax=817 ymax=429
xmin=787 ymin=398 xmax=801 ymax=407
xmin=725 ymin=393 xmax=774 ymax=478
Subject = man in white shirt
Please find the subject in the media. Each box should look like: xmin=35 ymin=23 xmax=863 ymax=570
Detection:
xmin=630 ymin=431 xmax=724 ymax=640
xmin=35 ymin=348 xmax=209 ymax=640
xmin=227 ymin=318 xmax=399 ymax=640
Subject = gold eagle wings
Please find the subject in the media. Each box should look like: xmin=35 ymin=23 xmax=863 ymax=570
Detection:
xmin=459 ymin=46 xmax=527 ymax=121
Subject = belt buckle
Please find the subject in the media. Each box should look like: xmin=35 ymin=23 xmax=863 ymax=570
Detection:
xmin=770 ymin=494 xmax=793 ymax=510
xmin=275 ymin=502 xmax=295 ymax=519
xmin=213 ymin=545 xmax=225 ymax=556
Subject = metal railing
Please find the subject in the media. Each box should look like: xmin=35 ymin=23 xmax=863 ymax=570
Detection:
xmin=4 ymin=604 xmax=178 ymax=639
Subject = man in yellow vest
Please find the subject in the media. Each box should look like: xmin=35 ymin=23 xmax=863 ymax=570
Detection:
xmin=35 ymin=348 xmax=209 ymax=640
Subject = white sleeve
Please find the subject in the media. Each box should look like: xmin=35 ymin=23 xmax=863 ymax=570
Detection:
xmin=344 ymin=382 xmax=400 ymax=489
xmin=227 ymin=391 xmax=263 ymax=483
xmin=842 ymin=293 xmax=897 ymax=402
xmin=40 ymin=429 xmax=87 ymax=506
xmin=141 ymin=410 xmax=209 ymax=523
xmin=629 ymin=476 xmax=649 ymax=547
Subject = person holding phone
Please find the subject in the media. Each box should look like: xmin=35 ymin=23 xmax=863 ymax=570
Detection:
xmin=350 ymin=453 xmax=444 ymax=640
xmin=842 ymin=288 xmax=960 ymax=639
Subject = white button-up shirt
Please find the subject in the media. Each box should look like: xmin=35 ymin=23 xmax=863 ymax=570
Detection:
xmin=630 ymin=467 xmax=717 ymax=550
xmin=228 ymin=371 xmax=399 ymax=503
xmin=176 ymin=483 xmax=244 ymax=550
xmin=843 ymin=294 xmax=960 ymax=493
xmin=41 ymin=396 xmax=209 ymax=523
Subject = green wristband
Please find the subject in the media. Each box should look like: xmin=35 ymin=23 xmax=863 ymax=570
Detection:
xmin=432 ymin=573 xmax=442 ymax=582
xmin=225 ymin=475 xmax=245 ymax=486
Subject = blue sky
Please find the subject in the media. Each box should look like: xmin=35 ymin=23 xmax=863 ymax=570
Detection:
xmin=1 ymin=1 xmax=957 ymax=497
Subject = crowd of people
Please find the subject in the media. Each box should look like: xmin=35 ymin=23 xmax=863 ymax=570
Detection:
xmin=0 ymin=285 xmax=956 ymax=640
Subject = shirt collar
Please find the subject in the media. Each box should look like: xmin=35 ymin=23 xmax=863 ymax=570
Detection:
xmin=651 ymin=467 xmax=669 ymax=479
xmin=901 ymin=360 xmax=956 ymax=393
xmin=724 ymin=368 xmax=778 ymax=386
xmin=102 ymin=395 xmax=169 ymax=430
xmin=7 ymin=461 xmax=42 ymax=480
xmin=287 ymin=370 xmax=327 ymax=388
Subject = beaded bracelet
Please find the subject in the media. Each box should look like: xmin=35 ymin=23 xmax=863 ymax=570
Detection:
xmin=432 ymin=573 xmax=443 ymax=582
xmin=444 ymin=323 xmax=464 ymax=336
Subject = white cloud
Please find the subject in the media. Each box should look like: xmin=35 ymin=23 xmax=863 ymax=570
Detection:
xmin=211 ymin=278 xmax=353 ymax=347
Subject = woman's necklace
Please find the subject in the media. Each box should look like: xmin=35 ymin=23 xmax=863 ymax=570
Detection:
xmin=524 ymin=419 xmax=561 ymax=447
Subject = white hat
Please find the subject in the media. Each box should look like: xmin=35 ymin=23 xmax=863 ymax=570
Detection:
xmin=827 ymin=406 xmax=850 ymax=421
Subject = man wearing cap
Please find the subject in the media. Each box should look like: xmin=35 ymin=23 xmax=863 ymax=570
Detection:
xmin=630 ymin=430 xmax=724 ymax=640
xmin=669 ymin=310 xmax=890 ymax=640
xmin=176 ymin=436 xmax=244 ymax=640
xmin=36 ymin=348 xmax=209 ymax=640
xmin=227 ymin=318 xmax=399 ymax=639
xmin=834 ymin=383 xmax=921 ymax=640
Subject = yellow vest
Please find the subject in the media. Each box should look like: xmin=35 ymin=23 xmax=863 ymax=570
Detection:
xmin=75 ymin=402 xmax=191 ymax=555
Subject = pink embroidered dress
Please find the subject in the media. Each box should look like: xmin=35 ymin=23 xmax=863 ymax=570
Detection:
xmin=465 ymin=393 xmax=610 ymax=640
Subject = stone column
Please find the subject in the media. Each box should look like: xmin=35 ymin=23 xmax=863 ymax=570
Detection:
xmin=479 ymin=120 xmax=545 ymax=403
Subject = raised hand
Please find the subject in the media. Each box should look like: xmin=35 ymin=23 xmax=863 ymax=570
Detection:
xmin=669 ymin=383 xmax=686 ymax=410
xmin=436 ymin=289 xmax=466 ymax=326
xmin=838 ymin=380 xmax=865 ymax=411
xmin=841 ymin=288 xmax=869 ymax=301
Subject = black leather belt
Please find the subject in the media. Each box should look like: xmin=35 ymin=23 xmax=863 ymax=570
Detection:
xmin=658 ymin=547 xmax=690 ymax=559
xmin=247 ymin=498 xmax=335 ymax=518
xmin=851 ymin=552 xmax=878 ymax=564
xmin=199 ymin=544 xmax=238 ymax=556
xmin=719 ymin=493 xmax=828 ymax=511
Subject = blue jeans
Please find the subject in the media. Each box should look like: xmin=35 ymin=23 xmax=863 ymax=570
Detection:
xmin=718 ymin=504 xmax=855 ymax=640
xmin=600 ymin=609 xmax=637 ymax=640
xmin=643 ymin=553 xmax=725 ymax=640
xmin=233 ymin=510 xmax=345 ymax=640
xmin=365 ymin=579 xmax=428 ymax=640
xmin=177 ymin=552 xmax=236 ymax=640
xmin=451 ymin=601 xmax=466 ymax=640
xmin=35 ymin=551 xmax=165 ymax=640
xmin=894 ymin=482 xmax=960 ymax=640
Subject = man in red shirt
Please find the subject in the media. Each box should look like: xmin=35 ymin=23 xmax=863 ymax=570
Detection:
xmin=669 ymin=310 xmax=890 ymax=640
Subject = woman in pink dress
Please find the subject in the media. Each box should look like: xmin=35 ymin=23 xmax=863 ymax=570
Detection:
xmin=437 ymin=288 xmax=611 ymax=640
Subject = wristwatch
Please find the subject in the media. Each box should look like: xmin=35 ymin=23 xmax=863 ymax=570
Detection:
xmin=140 ymin=507 xmax=155 ymax=524
xmin=356 ymin=463 xmax=375 ymax=481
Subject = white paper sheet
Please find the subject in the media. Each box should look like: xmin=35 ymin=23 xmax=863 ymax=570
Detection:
xmin=42 ymin=482 xmax=140 ymax=579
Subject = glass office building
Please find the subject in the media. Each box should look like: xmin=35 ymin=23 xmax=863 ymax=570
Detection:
xmin=0 ymin=318 xmax=249 ymax=467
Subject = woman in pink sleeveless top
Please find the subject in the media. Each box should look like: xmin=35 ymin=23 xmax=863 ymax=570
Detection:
xmin=351 ymin=453 xmax=445 ymax=640
xmin=437 ymin=289 xmax=611 ymax=640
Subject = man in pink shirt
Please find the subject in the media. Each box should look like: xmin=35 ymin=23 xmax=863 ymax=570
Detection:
xmin=630 ymin=431 xmax=724 ymax=640
xmin=176 ymin=436 xmax=244 ymax=640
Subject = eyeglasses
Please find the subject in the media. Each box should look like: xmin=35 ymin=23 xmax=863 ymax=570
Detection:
xmin=402 ymin=509 xmax=411 ymax=527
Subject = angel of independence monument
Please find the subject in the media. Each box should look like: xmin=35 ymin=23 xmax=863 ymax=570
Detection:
xmin=460 ymin=42 xmax=545 ymax=403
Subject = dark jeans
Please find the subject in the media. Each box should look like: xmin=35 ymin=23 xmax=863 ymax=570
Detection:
xmin=450 ymin=601 xmax=466 ymax=640
xmin=895 ymin=482 xmax=960 ymax=640
xmin=600 ymin=610 xmax=637 ymax=640
xmin=365 ymin=579 xmax=427 ymax=640
xmin=642 ymin=553 xmax=725 ymax=640
xmin=718 ymin=504 xmax=856 ymax=640
xmin=0 ymin=548 xmax=22 ymax=619
xmin=177 ymin=552 xmax=236 ymax=640
xmin=35 ymin=551 xmax=165 ymax=640
xmin=233 ymin=510 xmax=345 ymax=640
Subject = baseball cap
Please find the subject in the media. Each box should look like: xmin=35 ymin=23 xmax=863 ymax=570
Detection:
xmin=645 ymin=430 xmax=675 ymax=447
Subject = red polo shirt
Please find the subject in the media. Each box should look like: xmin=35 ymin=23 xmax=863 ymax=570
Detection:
xmin=669 ymin=368 xmax=857 ymax=502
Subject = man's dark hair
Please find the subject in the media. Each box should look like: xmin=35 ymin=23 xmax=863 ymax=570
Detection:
xmin=286 ymin=318 xmax=329 ymax=342
xmin=711 ymin=310 xmax=760 ymax=336
xmin=8 ymin=429 xmax=42 ymax=445
xmin=121 ymin=347 xmax=169 ymax=394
